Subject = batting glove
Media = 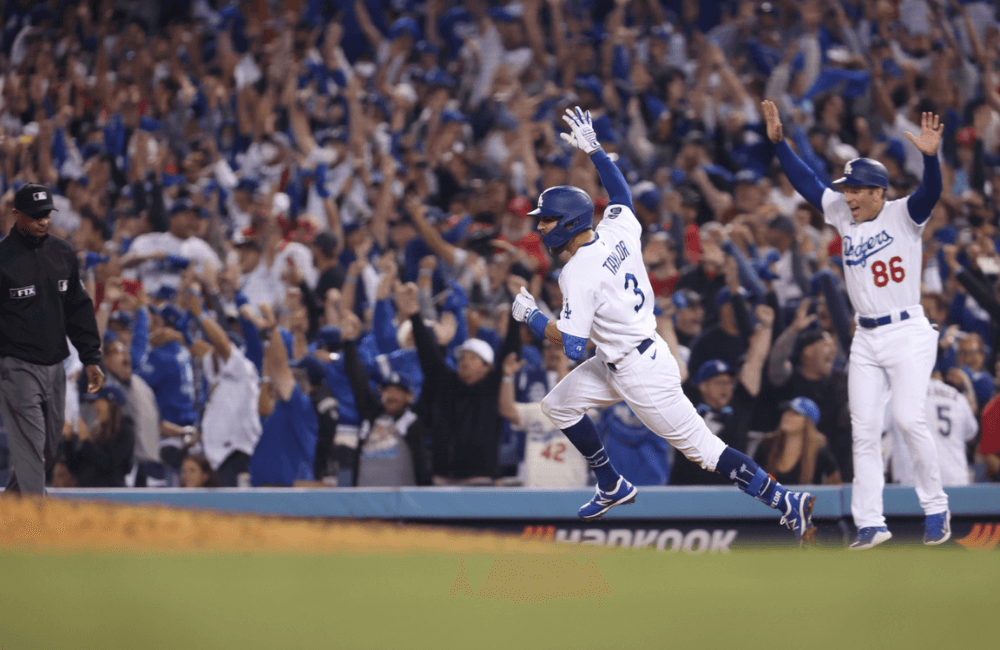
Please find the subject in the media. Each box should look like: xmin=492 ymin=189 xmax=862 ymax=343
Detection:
xmin=560 ymin=106 xmax=602 ymax=154
xmin=511 ymin=287 xmax=540 ymax=323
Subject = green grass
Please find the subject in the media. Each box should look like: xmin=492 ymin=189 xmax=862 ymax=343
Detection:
xmin=0 ymin=547 xmax=994 ymax=650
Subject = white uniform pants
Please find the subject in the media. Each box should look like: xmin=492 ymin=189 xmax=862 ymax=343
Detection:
xmin=541 ymin=334 xmax=727 ymax=471
xmin=848 ymin=316 xmax=949 ymax=528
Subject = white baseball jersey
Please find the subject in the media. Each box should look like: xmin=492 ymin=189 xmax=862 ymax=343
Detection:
xmin=557 ymin=204 xmax=657 ymax=363
xmin=886 ymin=379 xmax=978 ymax=486
xmin=542 ymin=201 xmax=728 ymax=476
xmin=514 ymin=402 xmax=589 ymax=488
xmin=827 ymin=185 xmax=951 ymax=528
xmin=822 ymin=188 xmax=922 ymax=316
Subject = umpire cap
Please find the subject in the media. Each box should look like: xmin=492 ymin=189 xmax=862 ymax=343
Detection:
xmin=14 ymin=183 xmax=58 ymax=218
xmin=832 ymin=158 xmax=889 ymax=190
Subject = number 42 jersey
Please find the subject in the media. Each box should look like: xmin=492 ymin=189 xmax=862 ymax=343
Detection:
xmin=557 ymin=203 xmax=656 ymax=364
xmin=822 ymin=188 xmax=924 ymax=317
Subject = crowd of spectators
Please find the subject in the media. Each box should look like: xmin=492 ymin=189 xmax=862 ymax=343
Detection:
xmin=2 ymin=0 xmax=999 ymax=490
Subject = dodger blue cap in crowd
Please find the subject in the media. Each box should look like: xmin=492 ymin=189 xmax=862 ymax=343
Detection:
xmin=694 ymin=359 xmax=734 ymax=384
xmin=779 ymin=396 xmax=821 ymax=425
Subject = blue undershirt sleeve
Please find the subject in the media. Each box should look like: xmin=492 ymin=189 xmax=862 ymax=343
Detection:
xmin=590 ymin=150 xmax=633 ymax=210
xmin=906 ymin=154 xmax=942 ymax=225
xmin=774 ymin=140 xmax=827 ymax=211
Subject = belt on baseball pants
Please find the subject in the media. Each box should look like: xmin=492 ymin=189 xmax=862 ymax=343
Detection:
xmin=605 ymin=338 xmax=654 ymax=372
xmin=858 ymin=310 xmax=909 ymax=329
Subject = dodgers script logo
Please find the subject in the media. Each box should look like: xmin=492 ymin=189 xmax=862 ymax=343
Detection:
xmin=842 ymin=230 xmax=894 ymax=268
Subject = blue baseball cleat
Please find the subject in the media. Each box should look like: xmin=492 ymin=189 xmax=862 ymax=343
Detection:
xmin=849 ymin=526 xmax=892 ymax=550
xmin=923 ymin=510 xmax=951 ymax=545
xmin=579 ymin=476 xmax=637 ymax=521
xmin=780 ymin=491 xmax=817 ymax=545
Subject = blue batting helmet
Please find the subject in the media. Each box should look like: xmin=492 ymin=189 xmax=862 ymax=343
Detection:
xmin=832 ymin=158 xmax=889 ymax=189
xmin=529 ymin=185 xmax=594 ymax=248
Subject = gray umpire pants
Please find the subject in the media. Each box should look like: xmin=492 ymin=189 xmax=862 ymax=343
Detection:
xmin=0 ymin=356 xmax=66 ymax=495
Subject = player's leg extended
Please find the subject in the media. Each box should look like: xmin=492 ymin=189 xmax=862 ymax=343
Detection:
xmin=888 ymin=322 xmax=950 ymax=543
xmin=847 ymin=331 xmax=893 ymax=546
xmin=542 ymin=357 xmax=635 ymax=520
xmin=609 ymin=336 xmax=816 ymax=542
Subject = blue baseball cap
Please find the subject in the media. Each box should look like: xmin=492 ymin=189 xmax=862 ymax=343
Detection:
xmin=152 ymin=285 xmax=178 ymax=302
xmin=633 ymin=181 xmax=661 ymax=212
xmin=780 ymin=396 xmax=821 ymax=425
xmin=388 ymin=17 xmax=420 ymax=41
xmin=671 ymin=289 xmax=702 ymax=310
xmin=293 ymin=355 xmax=327 ymax=386
xmin=694 ymin=359 xmax=734 ymax=384
xmin=168 ymin=199 xmax=196 ymax=218
xmin=441 ymin=110 xmax=468 ymax=125
xmin=381 ymin=372 xmax=414 ymax=393
xmin=422 ymin=67 xmax=456 ymax=88
xmin=416 ymin=40 xmax=440 ymax=55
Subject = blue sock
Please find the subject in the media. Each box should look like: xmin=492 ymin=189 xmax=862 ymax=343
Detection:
xmin=562 ymin=415 xmax=620 ymax=490
xmin=715 ymin=447 xmax=788 ymax=510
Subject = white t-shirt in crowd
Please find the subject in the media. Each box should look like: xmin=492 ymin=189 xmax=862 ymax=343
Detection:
xmin=126 ymin=231 xmax=223 ymax=295
xmin=200 ymin=346 xmax=262 ymax=469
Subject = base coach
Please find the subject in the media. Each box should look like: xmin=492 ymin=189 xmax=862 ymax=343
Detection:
xmin=0 ymin=183 xmax=103 ymax=494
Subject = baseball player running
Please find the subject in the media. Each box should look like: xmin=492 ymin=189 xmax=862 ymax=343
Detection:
xmin=762 ymin=100 xmax=950 ymax=549
xmin=511 ymin=107 xmax=817 ymax=543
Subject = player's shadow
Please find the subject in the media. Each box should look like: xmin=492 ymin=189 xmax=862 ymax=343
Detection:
xmin=450 ymin=554 xmax=612 ymax=604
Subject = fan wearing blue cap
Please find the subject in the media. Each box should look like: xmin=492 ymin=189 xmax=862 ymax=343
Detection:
xmin=135 ymin=297 xmax=200 ymax=473
xmin=63 ymin=384 xmax=135 ymax=487
xmin=763 ymin=100 xmax=953 ymax=549
xmin=753 ymin=397 xmax=842 ymax=487
xmin=340 ymin=312 xmax=429 ymax=487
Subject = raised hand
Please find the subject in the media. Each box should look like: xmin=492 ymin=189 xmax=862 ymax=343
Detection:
xmin=560 ymin=106 xmax=602 ymax=154
xmin=904 ymin=112 xmax=943 ymax=156
xmin=502 ymin=352 xmax=526 ymax=378
xmin=761 ymin=100 xmax=784 ymax=144
xmin=511 ymin=287 xmax=540 ymax=323
xmin=340 ymin=310 xmax=363 ymax=341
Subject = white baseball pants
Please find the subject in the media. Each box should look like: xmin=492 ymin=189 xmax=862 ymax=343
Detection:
xmin=848 ymin=316 xmax=949 ymax=528
xmin=541 ymin=334 xmax=727 ymax=471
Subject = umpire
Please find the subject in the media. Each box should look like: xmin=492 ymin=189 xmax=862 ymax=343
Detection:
xmin=0 ymin=183 xmax=103 ymax=494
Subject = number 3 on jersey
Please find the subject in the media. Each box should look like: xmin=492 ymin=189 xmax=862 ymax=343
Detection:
xmin=872 ymin=256 xmax=905 ymax=287
xmin=624 ymin=273 xmax=645 ymax=312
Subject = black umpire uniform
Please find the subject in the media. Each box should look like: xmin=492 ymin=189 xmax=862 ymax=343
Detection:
xmin=0 ymin=183 xmax=102 ymax=494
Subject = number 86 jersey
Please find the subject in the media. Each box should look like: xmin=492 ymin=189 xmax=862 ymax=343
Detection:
xmin=822 ymin=189 xmax=924 ymax=317
xmin=557 ymin=203 xmax=657 ymax=364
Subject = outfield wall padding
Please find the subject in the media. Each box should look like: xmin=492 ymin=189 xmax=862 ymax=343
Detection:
xmin=47 ymin=485 xmax=1000 ymax=520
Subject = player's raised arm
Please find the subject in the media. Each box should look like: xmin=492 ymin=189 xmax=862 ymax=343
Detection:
xmin=561 ymin=107 xmax=634 ymax=211
xmin=761 ymin=100 xmax=827 ymax=210
xmin=904 ymin=111 xmax=944 ymax=224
